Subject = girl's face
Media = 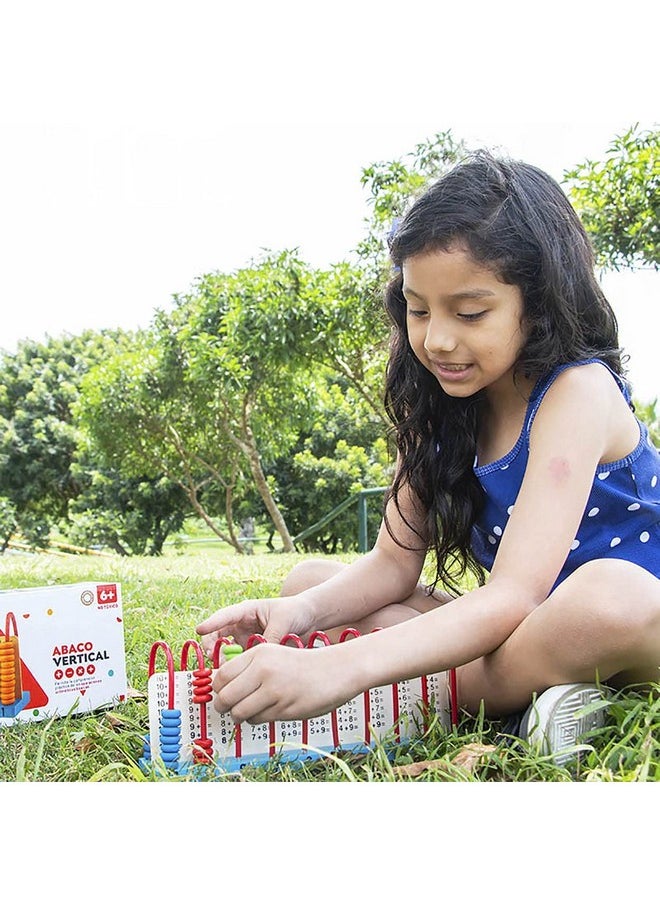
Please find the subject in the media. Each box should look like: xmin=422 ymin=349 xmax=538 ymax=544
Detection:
xmin=401 ymin=245 xmax=528 ymax=402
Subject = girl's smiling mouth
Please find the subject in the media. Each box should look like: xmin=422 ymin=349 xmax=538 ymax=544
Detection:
xmin=430 ymin=361 xmax=474 ymax=380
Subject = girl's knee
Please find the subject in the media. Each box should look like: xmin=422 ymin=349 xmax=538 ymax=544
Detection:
xmin=552 ymin=559 xmax=660 ymax=639
xmin=280 ymin=558 xmax=346 ymax=597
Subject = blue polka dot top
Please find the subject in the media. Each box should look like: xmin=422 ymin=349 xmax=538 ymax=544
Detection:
xmin=471 ymin=359 xmax=660 ymax=588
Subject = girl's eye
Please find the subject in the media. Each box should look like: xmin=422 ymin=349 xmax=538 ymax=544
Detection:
xmin=406 ymin=308 xmax=428 ymax=319
xmin=457 ymin=311 xmax=487 ymax=322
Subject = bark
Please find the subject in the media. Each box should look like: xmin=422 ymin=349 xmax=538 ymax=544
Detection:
xmin=166 ymin=425 xmax=243 ymax=553
xmin=244 ymin=435 xmax=295 ymax=552
xmin=186 ymin=487 xmax=243 ymax=553
xmin=225 ymin=398 xmax=296 ymax=553
xmin=107 ymin=536 xmax=130 ymax=556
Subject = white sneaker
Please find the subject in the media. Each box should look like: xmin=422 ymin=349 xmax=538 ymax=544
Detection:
xmin=520 ymin=683 xmax=610 ymax=766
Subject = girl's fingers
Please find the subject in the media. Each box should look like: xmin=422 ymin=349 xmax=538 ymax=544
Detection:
xmin=196 ymin=603 xmax=265 ymax=648
xmin=195 ymin=603 xmax=245 ymax=635
xmin=212 ymin=652 xmax=273 ymax=719
xmin=227 ymin=688 xmax=280 ymax=725
xmin=212 ymin=644 xmax=311 ymax=722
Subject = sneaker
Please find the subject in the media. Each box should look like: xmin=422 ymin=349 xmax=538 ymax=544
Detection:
xmin=519 ymin=683 xmax=610 ymax=766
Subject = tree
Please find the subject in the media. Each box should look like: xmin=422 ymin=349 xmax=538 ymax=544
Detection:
xmin=0 ymin=328 xmax=191 ymax=555
xmin=564 ymin=124 xmax=660 ymax=270
xmin=0 ymin=498 xmax=17 ymax=553
xmin=0 ymin=331 xmax=129 ymax=547
xmin=309 ymin=262 xmax=390 ymax=427
xmin=356 ymin=129 xmax=470 ymax=281
xmin=75 ymin=328 xmax=247 ymax=553
xmin=176 ymin=253 xmax=325 ymax=551
xmin=323 ymin=130 xmax=474 ymax=431
xmin=67 ymin=461 xmax=187 ymax=556
xmin=78 ymin=252 xmax=350 ymax=553
xmin=265 ymin=374 xmax=392 ymax=552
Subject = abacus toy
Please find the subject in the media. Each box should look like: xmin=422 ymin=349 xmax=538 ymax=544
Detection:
xmin=140 ymin=629 xmax=459 ymax=776
xmin=0 ymin=612 xmax=29 ymax=719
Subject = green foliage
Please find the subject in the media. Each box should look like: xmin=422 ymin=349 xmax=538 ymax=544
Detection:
xmin=0 ymin=330 xmax=190 ymax=556
xmin=76 ymin=250 xmax=396 ymax=554
xmin=75 ymin=329 xmax=248 ymax=551
xmin=564 ymin=124 xmax=660 ymax=270
xmin=267 ymin=376 xmax=393 ymax=552
xmin=0 ymin=497 xmax=17 ymax=550
xmin=360 ymin=129 xmax=469 ymax=231
xmin=356 ymin=129 xmax=470 ymax=280
xmin=77 ymin=253 xmax=339 ymax=552
xmin=75 ymin=331 xmax=189 ymax=476
xmin=312 ymin=262 xmax=390 ymax=424
xmin=0 ymin=331 xmax=129 ymax=547
xmin=173 ymin=250 xmax=327 ymax=447
xmin=292 ymin=439 xmax=389 ymax=553
xmin=635 ymin=397 xmax=659 ymax=446
xmin=68 ymin=465 xmax=188 ymax=556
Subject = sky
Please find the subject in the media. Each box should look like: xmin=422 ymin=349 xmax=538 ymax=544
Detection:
xmin=0 ymin=1 xmax=658 ymax=410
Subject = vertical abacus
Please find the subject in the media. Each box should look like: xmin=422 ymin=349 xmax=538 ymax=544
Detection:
xmin=181 ymin=639 xmax=215 ymax=765
xmin=0 ymin=612 xmax=29 ymax=719
xmin=145 ymin=641 xmax=182 ymax=770
xmin=141 ymin=628 xmax=457 ymax=777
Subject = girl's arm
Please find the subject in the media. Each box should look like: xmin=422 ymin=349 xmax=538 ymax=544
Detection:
xmin=298 ymin=474 xmax=431 ymax=630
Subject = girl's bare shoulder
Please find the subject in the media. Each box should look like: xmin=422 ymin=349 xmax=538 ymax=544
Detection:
xmin=538 ymin=362 xmax=639 ymax=462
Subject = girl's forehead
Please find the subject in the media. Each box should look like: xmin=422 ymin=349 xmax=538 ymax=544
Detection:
xmin=402 ymin=245 xmax=504 ymax=287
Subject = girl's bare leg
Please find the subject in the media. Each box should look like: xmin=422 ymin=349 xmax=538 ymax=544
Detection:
xmin=457 ymin=559 xmax=660 ymax=716
xmin=282 ymin=557 xmax=660 ymax=718
xmin=280 ymin=557 xmax=451 ymax=639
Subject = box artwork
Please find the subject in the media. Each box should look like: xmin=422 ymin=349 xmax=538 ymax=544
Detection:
xmin=0 ymin=582 xmax=127 ymax=726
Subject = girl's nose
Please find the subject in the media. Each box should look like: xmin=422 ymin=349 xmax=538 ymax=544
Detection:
xmin=424 ymin=318 xmax=458 ymax=354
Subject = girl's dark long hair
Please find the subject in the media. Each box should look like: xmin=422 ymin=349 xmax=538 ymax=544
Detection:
xmin=384 ymin=152 xmax=624 ymax=594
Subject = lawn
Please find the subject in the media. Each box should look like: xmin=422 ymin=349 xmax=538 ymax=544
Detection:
xmin=0 ymin=547 xmax=658 ymax=782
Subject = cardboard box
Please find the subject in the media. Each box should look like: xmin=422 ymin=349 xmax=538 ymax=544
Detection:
xmin=0 ymin=582 xmax=127 ymax=726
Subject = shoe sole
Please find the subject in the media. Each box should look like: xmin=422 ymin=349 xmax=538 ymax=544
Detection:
xmin=526 ymin=684 xmax=609 ymax=765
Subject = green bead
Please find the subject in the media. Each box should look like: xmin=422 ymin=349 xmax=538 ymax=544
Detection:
xmin=223 ymin=643 xmax=243 ymax=660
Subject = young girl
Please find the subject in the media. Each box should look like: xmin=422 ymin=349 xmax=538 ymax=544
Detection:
xmin=196 ymin=153 xmax=660 ymax=759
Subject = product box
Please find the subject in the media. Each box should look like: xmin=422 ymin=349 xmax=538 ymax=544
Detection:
xmin=0 ymin=582 xmax=127 ymax=726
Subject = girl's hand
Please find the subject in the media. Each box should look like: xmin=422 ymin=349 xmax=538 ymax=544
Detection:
xmin=212 ymin=642 xmax=355 ymax=723
xmin=195 ymin=594 xmax=314 ymax=657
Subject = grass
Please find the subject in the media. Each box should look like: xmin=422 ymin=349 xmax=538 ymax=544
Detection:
xmin=0 ymin=547 xmax=658 ymax=782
